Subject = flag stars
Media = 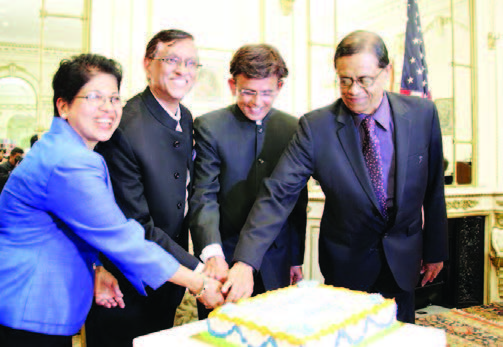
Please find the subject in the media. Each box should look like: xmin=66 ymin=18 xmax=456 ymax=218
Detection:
xmin=402 ymin=0 xmax=429 ymax=99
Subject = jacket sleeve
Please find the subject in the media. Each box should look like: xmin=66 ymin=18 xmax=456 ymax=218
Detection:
xmin=234 ymin=116 xmax=314 ymax=270
xmin=189 ymin=117 xmax=224 ymax=259
xmin=46 ymin=151 xmax=180 ymax=295
xmin=97 ymin=129 xmax=200 ymax=270
xmin=422 ymin=102 xmax=449 ymax=263
xmin=289 ymin=185 xmax=308 ymax=266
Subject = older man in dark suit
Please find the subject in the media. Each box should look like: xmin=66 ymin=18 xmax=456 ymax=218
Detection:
xmin=224 ymin=31 xmax=448 ymax=324
xmin=85 ymin=29 xmax=214 ymax=347
xmin=190 ymin=44 xmax=307 ymax=319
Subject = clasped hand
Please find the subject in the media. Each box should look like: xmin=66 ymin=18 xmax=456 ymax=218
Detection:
xmin=203 ymin=257 xmax=254 ymax=304
xmin=193 ymin=275 xmax=224 ymax=309
xmin=203 ymin=257 xmax=303 ymax=304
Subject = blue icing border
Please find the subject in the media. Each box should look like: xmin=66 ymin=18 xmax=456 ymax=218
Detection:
xmin=208 ymin=306 xmax=396 ymax=347
xmin=334 ymin=308 xmax=397 ymax=346
xmin=207 ymin=320 xmax=279 ymax=347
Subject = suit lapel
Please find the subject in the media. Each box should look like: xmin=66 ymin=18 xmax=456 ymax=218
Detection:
xmin=388 ymin=92 xmax=412 ymax=211
xmin=180 ymin=105 xmax=194 ymax=172
xmin=334 ymin=102 xmax=381 ymax=212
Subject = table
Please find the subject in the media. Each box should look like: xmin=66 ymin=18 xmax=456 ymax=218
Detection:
xmin=133 ymin=319 xmax=447 ymax=347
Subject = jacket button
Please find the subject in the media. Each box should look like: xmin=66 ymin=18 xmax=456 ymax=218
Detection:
xmin=258 ymin=158 xmax=265 ymax=164
xmin=177 ymin=202 xmax=183 ymax=209
xmin=174 ymin=172 xmax=180 ymax=179
xmin=258 ymin=127 xmax=264 ymax=134
xmin=173 ymin=141 xmax=180 ymax=148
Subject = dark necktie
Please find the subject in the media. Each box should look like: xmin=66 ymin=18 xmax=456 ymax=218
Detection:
xmin=362 ymin=116 xmax=388 ymax=220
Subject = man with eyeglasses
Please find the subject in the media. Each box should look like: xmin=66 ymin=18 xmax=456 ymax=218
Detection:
xmin=224 ymin=31 xmax=448 ymax=324
xmin=189 ymin=44 xmax=308 ymax=318
xmin=85 ymin=29 xmax=219 ymax=347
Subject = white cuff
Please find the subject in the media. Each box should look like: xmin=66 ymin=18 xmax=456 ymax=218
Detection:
xmin=200 ymin=243 xmax=225 ymax=263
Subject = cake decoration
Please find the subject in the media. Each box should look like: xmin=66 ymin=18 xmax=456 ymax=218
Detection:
xmin=206 ymin=282 xmax=399 ymax=347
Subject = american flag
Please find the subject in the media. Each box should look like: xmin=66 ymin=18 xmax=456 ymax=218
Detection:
xmin=400 ymin=0 xmax=431 ymax=99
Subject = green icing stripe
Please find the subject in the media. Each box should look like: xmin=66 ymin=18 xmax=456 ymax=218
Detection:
xmin=193 ymin=332 xmax=242 ymax=347
xmin=357 ymin=322 xmax=403 ymax=347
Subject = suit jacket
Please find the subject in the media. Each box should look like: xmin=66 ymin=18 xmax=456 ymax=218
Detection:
xmin=0 ymin=160 xmax=14 ymax=193
xmin=234 ymin=92 xmax=448 ymax=292
xmin=190 ymin=105 xmax=307 ymax=290
xmin=97 ymin=87 xmax=199 ymax=271
xmin=0 ymin=117 xmax=179 ymax=336
xmin=0 ymin=160 xmax=14 ymax=175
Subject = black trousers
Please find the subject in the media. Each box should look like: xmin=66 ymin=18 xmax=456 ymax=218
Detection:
xmin=369 ymin=256 xmax=416 ymax=324
xmin=85 ymin=278 xmax=185 ymax=347
xmin=0 ymin=325 xmax=72 ymax=347
xmin=197 ymin=272 xmax=266 ymax=320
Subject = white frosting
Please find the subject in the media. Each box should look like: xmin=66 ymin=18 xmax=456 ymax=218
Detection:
xmin=218 ymin=287 xmax=387 ymax=339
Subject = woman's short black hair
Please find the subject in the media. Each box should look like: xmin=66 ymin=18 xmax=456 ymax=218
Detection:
xmin=52 ymin=53 xmax=123 ymax=117
xmin=30 ymin=134 xmax=39 ymax=147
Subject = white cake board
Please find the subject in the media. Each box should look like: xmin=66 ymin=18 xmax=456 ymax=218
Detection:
xmin=133 ymin=319 xmax=447 ymax=347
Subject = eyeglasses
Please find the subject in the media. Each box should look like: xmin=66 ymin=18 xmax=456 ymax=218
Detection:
xmin=338 ymin=68 xmax=386 ymax=89
xmin=75 ymin=92 xmax=122 ymax=107
xmin=237 ymin=89 xmax=276 ymax=98
xmin=151 ymin=55 xmax=202 ymax=71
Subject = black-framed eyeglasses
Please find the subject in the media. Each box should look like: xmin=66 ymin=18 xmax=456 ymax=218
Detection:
xmin=75 ymin=92 xmax=122 ymax=107
xmin=338 ymin=67 xmax=386 ymax=89
xmin=237 ymin=88 xmax=276 ymax=98
xmin=151 ymin=55 xmax=202 ymax=71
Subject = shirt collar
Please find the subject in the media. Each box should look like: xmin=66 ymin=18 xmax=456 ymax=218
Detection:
xmin=232 ymin=104 xmax=273 ymax=125
xmin=150 ymin=92 xmax=181 ymax=122
xmin=352 ymin=93 xmax=391 ymax=131
xmin=148 ymin=87 xmax=182 ymax=122
xmin=167 ymin=105 xmax=181 ymax=122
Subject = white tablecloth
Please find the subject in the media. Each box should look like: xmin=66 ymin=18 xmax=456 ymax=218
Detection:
xmin=133 ymin=319 xmax=446 ymax=347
